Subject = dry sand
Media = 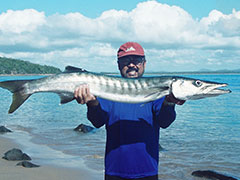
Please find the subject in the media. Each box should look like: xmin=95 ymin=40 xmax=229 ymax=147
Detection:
xmin=0 ymin=136 xmax=103 ymax=180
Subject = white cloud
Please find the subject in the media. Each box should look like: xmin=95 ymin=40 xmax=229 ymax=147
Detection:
xmin=0 ymin=1 xmax=240 ymax=72
xmin=89 ymin=43 xmax=116 ymax=57
xmin=201 ymin=9 xmax=240 ymax=37
xmin=130 ymin=2 xmax=198 ymax=45
xmin=0 ymin=9 xmax=46 ymax=34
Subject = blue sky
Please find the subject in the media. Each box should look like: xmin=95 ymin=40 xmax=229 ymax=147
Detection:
xmin=1 ymin=0 xmax=239 ymax=18
xmin=0 ymin=0 xmax=240 ymax=72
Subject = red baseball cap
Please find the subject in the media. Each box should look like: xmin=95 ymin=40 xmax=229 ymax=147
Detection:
xmin=117 ymin=42 xmax=145 ymax=58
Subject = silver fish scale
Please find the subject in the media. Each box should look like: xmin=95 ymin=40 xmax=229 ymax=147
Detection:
xmin=83 ymin=74 xmax=170 ymax=103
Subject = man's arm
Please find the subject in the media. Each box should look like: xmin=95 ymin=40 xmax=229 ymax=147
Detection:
xmin=158 ymin=103 xmax=176 ymax=128
xmin=74 ymin=84 xmax=106 ymax=128
xmin=157 ymin=93 xmax=185 ymax=128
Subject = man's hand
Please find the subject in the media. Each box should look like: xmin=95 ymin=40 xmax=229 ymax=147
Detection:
xmin=164 ymin=93 xmax=185 ymax=106
xmin=74 ymin=84 xmax=99 ymax=106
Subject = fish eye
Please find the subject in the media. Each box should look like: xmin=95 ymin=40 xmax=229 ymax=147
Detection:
xmin=195 ymin=80 xmax=202 ymax=87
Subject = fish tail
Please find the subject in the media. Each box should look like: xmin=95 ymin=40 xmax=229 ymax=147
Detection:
xmin=0 ymin=80 xmax=32 ymax=113
xmin=9 ymin=91 xmax=31 ymax=113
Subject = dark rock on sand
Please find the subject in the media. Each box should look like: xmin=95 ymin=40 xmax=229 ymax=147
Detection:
xmin=2 ymin=148 xmax=31 ymax=161
xmin=0 ymin=126 xmax=12 ymax=133
xmin=74 ymin=123 xmax=94 ymax=133
xmin=16 ymin=161 xmax=40 ymax=168
xmin=191 ymin=170 xmax=238 ymax=180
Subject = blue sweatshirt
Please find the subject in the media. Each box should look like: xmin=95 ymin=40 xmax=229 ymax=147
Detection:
xmin=87 ymin=97 xmax=176 ymax=179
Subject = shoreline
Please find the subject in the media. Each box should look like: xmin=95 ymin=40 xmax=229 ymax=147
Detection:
xmin=1 ymin=72 xmax=240 ymax=77
xmin=0 ymin=74 xmax=54 ymax=76
xmin=0 ymin=135 xmax=103 ymax=180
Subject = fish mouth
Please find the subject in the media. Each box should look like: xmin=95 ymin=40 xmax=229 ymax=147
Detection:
xmin=208 ymin=83 xmax=231 ymax=95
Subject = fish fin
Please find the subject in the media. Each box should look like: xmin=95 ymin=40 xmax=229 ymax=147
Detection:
xmin=144 ymin=91 xmax=159 ymax=99
xmin=57 ymin=92 xmax=75 ymax=104
xmin=0 ymin=80 xmax=32 ymax=113
xmin=9 ymin=92 xmax=31 ymax=113
xmin=0 ymin=80 xmax=31 ymax=93
xmin=63 ymin=66 xmax=88 ymax=73
xmin=144 ymin=86 xmax=169 ymax=100
xmin=144 ymin=90 xmax=169 ymax=101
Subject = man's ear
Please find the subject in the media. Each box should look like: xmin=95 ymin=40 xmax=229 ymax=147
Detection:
xmin=143 ymin=61 xmax=146 ymax=69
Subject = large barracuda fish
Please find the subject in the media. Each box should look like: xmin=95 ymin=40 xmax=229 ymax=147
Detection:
xmin=0 ymin=66 xmax=231 ymax=113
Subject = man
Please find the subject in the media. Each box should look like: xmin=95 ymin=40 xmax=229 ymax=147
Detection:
xmin=74 ymin=42 xmax=185 ymax=180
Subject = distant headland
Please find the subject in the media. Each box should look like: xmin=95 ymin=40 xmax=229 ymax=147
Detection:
xmin=0 ymin=57 xmax=62 ymax=75
xmin=1 ymin=56 xmax=239 ymax=76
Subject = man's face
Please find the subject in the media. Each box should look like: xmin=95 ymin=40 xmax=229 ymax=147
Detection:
xmin=118 ymin=55 xmax=146 ymax=78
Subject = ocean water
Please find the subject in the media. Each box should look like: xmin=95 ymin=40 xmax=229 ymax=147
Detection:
xmin=0 ymin=74 xmax=239 ymax=180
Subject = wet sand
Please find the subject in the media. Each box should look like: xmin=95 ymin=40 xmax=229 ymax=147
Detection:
xmin=0 ymin=136 xmax=103 ymax=180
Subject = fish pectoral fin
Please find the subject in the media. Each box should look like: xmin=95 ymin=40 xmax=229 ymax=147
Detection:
xmin=144 ymin=91 xmax=159 ymax=99
xmin=144 ymin=88 xmax=169 ymax=100
xmin=57 ymin=93 xmax=75 ymax=104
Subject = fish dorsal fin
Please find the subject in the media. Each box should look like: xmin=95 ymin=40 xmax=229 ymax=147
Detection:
xmin=64 ymin=66 xmax=88 ymax=73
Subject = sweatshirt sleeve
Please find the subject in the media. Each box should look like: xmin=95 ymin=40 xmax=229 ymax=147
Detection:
xmin=158 ymin=104 xmax=176 ymax=128
xmin=87 ymin=98 xmax=110 ymax=128
xmin=153 ymin=97 xmax=176 ymax=129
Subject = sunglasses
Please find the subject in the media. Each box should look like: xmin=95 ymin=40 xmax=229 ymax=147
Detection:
xmin=118 ymin=56 xmax=145 ymax=67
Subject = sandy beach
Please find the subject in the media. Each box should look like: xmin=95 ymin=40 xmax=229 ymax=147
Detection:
xmin=0 ymin=135 xmax=103 ymax=180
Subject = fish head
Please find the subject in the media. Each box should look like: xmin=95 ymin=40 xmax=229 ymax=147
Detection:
xmin=171 ymin=77 xmax=231 ymax=100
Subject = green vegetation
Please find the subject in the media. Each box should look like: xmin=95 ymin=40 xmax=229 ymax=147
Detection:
xmin=0 ymin=57 xmax=62 ymax=74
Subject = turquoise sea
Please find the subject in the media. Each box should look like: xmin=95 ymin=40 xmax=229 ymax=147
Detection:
xmin=0 ymin=74 xmax=239 ymax=180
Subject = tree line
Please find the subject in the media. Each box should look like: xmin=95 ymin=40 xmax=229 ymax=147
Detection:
xmin=0 ymin=57 xmax=62 ymax=74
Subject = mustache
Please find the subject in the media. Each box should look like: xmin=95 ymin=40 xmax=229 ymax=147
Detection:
xmin=126 ymin=67 xmax=139 ymax=73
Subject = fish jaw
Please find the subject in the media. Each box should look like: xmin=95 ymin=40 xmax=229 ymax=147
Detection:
xmin=198 ymin=83 xmax=231 ymax=98
xmin=171 ymin=78 xmax=231 ymax=100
